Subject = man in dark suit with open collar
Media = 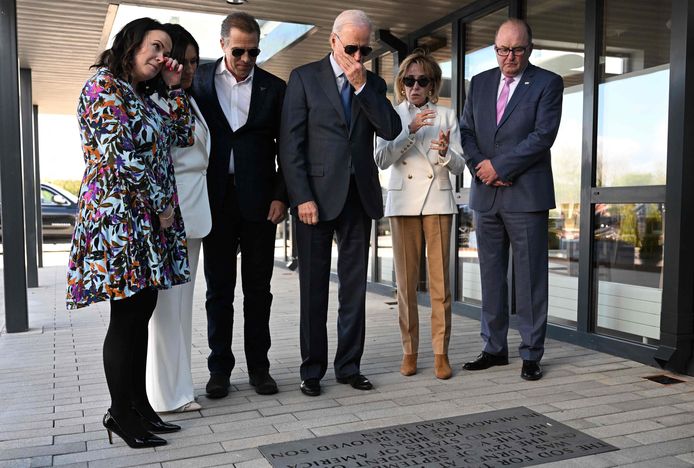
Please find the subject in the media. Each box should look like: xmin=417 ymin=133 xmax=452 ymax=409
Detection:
xmin=280 ymin=9 xmax=401 ymax=397
xmin=460 ymin=18 xmax=563 ymax=381
xmin=192 ymin=11 xmax=287 ymax=398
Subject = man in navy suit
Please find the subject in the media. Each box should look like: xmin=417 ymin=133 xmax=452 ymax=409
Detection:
xmin=280 ymin=10 xmax=401 ymax=396
xmin=460 ymin=18 xmax=563 ymax=381
xmin=192 ymin=12 xmax=287 ymax=398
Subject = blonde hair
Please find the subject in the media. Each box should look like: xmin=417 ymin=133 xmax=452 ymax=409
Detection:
xmin=394 ymin=48 xmax=443 ymax=104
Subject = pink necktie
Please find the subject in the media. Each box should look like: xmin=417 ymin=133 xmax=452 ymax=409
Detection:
xmin=496 ymin=76 xmax=514 ymax=125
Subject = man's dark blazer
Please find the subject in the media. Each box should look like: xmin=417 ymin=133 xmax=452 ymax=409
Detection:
xmin=460 ymin=62 xmax=563 ymax=362
xmin=192 ymin=58 xmax=287 ymax=223
xmin=460 ymin=63 xmax=563 ymax=212
xmin=280 ymin=54 xmax=401 ymax=219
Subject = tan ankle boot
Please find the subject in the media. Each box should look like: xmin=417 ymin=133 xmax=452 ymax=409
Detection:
xmin=400 ymin=354 xmax=417 ymax=376
xmin=434 ymin=354 xmax=452 ymax=380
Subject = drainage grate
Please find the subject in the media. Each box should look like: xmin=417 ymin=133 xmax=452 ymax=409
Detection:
xmin=644 ymin=374 xmax=686 ymax=385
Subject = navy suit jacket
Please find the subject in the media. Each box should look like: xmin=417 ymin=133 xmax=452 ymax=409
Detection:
xmin=460 ymin=63 xmax=563 ymax=213
xmin=192 ymin=59 xmax=287 ymax=223
xmin=280 ymin=55 xmax=402 ymax=221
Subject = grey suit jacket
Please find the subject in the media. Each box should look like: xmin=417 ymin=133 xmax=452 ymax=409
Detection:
xmin=280 ymin=55 xmax=402 ymax=221
xmin=460 ymin=63 xmax=563 ymax=213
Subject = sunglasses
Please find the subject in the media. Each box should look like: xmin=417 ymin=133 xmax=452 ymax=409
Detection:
xmin=335 ymin=34 xmax=373 ymax=57
xmin=230 ymin=47 xmax=261 ymax=58
xmin=403 ymin=76 xmax=432 ymax=88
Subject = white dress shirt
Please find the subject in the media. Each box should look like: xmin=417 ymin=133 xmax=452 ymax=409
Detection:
xmin=215 ymin=59 xmax=254 ymax=174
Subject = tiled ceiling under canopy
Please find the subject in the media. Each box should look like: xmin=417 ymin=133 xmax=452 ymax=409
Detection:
xmin=16 ymin=0 xmax=472 ymax=113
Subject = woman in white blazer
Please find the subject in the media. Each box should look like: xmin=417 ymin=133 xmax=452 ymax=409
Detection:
xmin=375 ymin=49 xmax=465 ymax=380
xmin=146 ymin=25 xmax=211 ymax=413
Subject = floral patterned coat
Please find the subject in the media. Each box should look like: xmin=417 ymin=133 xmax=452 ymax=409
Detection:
xmin=66 ymin=68 xmax=194 ymax=309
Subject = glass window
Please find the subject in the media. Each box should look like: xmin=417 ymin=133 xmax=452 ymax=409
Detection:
xmin=597 ymin=0 xmax=671 ymax=187
xmin=457 ymin=9 xmax=507 ymax=304
xmin=594 ymin=203 xmax=664 ymax=343
xmin=527 ymin=0 xmax=585 ymax=327
xmin=375 ymin=52 xmax=397 ymax=285
xmin=41 ymin=188 xmax=58 ymax=205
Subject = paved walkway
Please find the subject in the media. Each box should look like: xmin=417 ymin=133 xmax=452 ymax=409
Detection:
xmin=1 ymin=250 xmax=693 ymax=467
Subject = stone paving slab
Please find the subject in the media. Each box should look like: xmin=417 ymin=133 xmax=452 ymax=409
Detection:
xmin=0 ymin=253 xmax=693 ymax=467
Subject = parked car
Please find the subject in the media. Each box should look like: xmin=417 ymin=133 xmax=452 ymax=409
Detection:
xmin=0 ymin=183 xmax=79 ymax=241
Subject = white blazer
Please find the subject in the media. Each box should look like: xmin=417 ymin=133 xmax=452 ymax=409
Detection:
xmin=174 ymin=97 xmax=212 ymax=239
xmin=375 ymin=101 xmax=465 ymax=217
xmin=154 ymin=94 xmax=212 ymax=239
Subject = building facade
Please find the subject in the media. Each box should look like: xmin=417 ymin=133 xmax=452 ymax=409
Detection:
xmin=274 ymin=0 xmax=694 ymax=376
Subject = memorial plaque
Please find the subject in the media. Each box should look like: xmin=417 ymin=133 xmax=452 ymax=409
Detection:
xmin=259 ymin=406 xmax=617 ymax=467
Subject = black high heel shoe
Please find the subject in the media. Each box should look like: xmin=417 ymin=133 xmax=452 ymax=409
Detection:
xmin=103 ymin=411 xmax=167 ymax=448
xmin=133 ymin=407 xmax=181 ymax=434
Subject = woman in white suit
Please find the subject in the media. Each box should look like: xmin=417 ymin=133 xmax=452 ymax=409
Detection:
xmin=146 ymin=25 xmax=211 ymax=413
xmin=375 ymin=49 xmax=465 ymax=380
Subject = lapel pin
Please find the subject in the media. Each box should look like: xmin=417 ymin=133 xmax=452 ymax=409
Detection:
xmin=524 ymin=81 xmax=530 ymax=85
xmin=260 ymin=86 xmax=267 ymax=91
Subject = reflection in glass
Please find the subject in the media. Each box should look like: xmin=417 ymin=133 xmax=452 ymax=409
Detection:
xmin=597 ymin=0 xmax=671 ymax=187
xmin=527 ymin=0 xmax=585 ymax=327
xmin=456 ymin=204 xmax=481 ymax=305
xmin=456 ymin=9 xmax=506 ymax=304
xmin=594 ymin=203 xmax=664 ymax=344
xmin=375 ymin=52 xmax=396 ymax=284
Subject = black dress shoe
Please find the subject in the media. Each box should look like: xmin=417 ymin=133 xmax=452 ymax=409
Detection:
xmin=103 ymin=411 xmax=167 ymax=449
xmin=462 ymin=352 xmax=509 ymax=370
xmin=336 ymin=374 xmax=373 ymax=390
xmin=249 ymin=370 xmax=278 ymax=395
xmin=300 ymin=379 xmax=321 ymax=396
xmin=206 ymin=373 xmax=230 ymax=399
xmin=521 ymin=360 xmax=543 ymax=381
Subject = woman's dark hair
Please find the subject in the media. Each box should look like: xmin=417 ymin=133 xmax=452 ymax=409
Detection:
xmin=92 ymin=17 xmax=169 ymax=94
xmin=165 ymin=24 xmax=199 ymax=63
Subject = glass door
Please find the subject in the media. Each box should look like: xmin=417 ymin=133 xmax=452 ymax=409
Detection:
xmin=456 ymin=7 xmax=509 ymax=305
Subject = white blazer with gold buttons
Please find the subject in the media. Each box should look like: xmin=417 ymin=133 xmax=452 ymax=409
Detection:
xmin=375 ymin=101 xmax=465 ymax=217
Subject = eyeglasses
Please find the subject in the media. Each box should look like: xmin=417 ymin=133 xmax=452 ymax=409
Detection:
xmin=403 ymin=76 xmax=431 ymax=88
xmin=495 ymin=46 xmax=528 ymax=57
xmin=335 ymin=34 xmax=373 ymax=57
xmin=230 ymin=47 xmax=261 ymax=58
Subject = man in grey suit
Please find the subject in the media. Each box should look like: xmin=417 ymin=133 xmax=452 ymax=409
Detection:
xmin=460 ymin=18 xmax=563 ymax=381
xmin=280 ymin=9 xmax=401 ymax=396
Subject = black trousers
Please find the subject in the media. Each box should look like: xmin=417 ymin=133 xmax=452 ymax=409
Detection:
xmin=103 ymin=287 xmax=158 ymax=418
xmin=296 ymin=180 xmax=371 ymax=381
xmin=203 ymin=176 xmax=277 ymax=376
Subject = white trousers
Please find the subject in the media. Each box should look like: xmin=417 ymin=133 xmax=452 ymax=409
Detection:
xmin=145 ymin=238 xmax=201 ymax=412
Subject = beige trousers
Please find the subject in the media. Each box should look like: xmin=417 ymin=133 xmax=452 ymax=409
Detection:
xmin=390 ymin=214 xmax=453 ymax=355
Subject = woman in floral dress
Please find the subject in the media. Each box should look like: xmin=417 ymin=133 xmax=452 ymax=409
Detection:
xmin=66 ymin=17 xmax=193 ymax=448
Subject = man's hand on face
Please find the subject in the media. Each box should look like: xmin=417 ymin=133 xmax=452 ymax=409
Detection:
xmin=333 ymin=46 xmax=367 ymax=90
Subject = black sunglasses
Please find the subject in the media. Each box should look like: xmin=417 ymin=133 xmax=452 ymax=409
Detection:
xmin=403 ymin=76 xmax=431 ymax=88
xmin=335 ymin=34 xmax=373 ymax=57
xmin=230 ymin=47 xmax=261 ymax=58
